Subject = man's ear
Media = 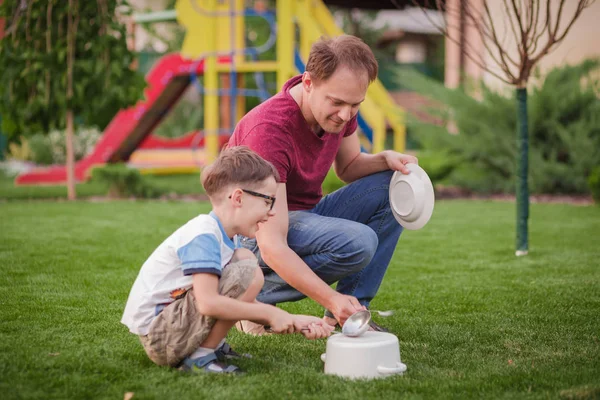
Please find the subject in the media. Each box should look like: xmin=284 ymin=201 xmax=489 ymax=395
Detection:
xmin=302 ymin=71 xmax=313 ymax=93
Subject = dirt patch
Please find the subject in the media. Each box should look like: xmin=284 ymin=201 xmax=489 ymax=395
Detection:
xmin=435 ymin=186 xmax=595 ymax=206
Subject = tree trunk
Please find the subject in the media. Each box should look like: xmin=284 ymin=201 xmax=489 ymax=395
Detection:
xmin=65 ymin=109 xmax=76 ymax=200
xmin=66 ymin=0 xmax=76 ymax=200
xmin=515 ymin=87 xmax=529 ymax=256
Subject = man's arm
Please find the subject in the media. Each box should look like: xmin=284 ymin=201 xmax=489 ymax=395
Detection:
xmin=255 ymin=183 xmax=363 ymax=325
xmin=334 ymin=132 xmax=418 ymax=183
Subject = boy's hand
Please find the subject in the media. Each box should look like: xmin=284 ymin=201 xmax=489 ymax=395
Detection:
xmin=293 ymin=315 xmax=335 ymax=339
xmin=267 ymin=308 xmax=295 ymax=334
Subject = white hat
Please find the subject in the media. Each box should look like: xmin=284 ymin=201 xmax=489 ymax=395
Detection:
xmin=389 ymin=163 xmax=435 ymax=230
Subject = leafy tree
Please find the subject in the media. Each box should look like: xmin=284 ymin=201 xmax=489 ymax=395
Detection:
xmin=0 ymin=0 xmax=145 ymax=199
xmin=0 ymin=0 xmax=145 ymax=140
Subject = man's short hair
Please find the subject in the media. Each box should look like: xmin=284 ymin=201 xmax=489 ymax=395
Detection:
xmin=201 ymin=146 xmax=280 ymax=197
xmin=306 ymin=35 xmax=378 ymax=84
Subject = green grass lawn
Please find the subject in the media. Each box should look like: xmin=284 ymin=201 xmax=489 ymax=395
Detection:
xmin=1 ymin=200 xmax=599 ymax=399
xmin=0 ymin=172 xmax=205 ymax=200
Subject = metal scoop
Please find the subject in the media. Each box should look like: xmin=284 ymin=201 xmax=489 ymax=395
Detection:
xmin=341 ymin=310 xmax=372 ymax=337
xmin=371 ymin=309 xmax=394 ymax=317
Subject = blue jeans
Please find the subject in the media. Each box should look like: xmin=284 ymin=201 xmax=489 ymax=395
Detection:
xmin=241 ymin=170 xmax=403 ymax=309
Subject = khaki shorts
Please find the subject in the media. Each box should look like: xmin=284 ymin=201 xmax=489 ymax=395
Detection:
xmin=139 ymin=259 xmax=257 ymax=367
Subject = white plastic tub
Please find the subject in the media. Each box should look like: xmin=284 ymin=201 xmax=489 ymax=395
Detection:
xmin=320 ymin=331 xmax=407 ymax=379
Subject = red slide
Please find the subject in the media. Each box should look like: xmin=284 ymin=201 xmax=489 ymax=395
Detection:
xmin=16 ymin=53 xmax=230 ymax=185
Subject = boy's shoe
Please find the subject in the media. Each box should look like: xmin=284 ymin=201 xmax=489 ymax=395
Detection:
xmin=216 ymin=342 xmax=252 ymax=359
xmin=179 ymin=352 xmax=242 ymax=374
xmin=234 ymin=320 xmax=271 ymax=336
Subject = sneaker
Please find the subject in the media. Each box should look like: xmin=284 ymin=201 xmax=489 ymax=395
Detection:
xmin=179 ymin=352 xmax=242 ymax=374
xmin=368 ymin=319 xmax=390 ymax=333
xmin=234 ymin=320 xmax=271 ymax=336
xmin=216 ymin=342 xmax=252 ymax=359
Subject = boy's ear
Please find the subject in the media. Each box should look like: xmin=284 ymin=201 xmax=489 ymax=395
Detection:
xmin=230 ymin=188 xmax=244 ymax=208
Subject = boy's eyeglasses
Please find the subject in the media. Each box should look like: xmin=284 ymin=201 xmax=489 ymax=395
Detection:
xmin=229 ymin=189 xmax=276 ymax=211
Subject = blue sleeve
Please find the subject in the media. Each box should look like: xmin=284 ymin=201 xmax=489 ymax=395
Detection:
xmin=177 ymin=233 xmax=222 ymax=276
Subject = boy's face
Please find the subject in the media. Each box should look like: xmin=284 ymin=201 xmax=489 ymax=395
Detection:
xmin=235 ymin=177 xmax=278 ymax=238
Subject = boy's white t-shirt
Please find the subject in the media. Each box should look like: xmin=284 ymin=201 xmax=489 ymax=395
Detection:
xmin=121 ymin=212 xmax=240 ymax=335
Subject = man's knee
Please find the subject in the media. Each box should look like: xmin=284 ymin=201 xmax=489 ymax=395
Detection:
xmin=230 ymin=247 xmax=257 ymax=263
xmin=219 ymin=254 xmax=259 ymax=298
xmin=355 ymin=226 xmax=378 ymax=266
xmin=247 ymin=266 xmax=264 ymax=295
xmin=334 ymin=224 xmax=378 ymax=269
xmin=371 ymin=169 xmax=395 ymax=186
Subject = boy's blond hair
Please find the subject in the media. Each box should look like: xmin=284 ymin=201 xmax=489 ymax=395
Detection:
xmin=201 ymin=146 xmax=280 ymax=197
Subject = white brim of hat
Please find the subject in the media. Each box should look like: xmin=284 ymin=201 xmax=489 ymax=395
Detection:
xmin=389 ymin=163 xmax=435 ymax=230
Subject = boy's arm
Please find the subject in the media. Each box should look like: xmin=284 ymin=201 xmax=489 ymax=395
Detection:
xmin=255 ymin=183 xmax=363 ymax=326
xmin=176 ymin=230 xmax=292 ymax=331
xmin=192 ymin=272 xmax=294 ymax=333
xmin=193 ymin=272 xmax=333 ymax=338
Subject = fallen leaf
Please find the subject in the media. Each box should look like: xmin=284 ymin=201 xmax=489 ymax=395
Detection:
xmin=508 ymin=359 xmax=514 ymax=365
xmin=124 ymin=392 xmax=134 ymax=400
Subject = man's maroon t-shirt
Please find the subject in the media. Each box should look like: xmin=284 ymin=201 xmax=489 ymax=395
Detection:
xmin=228 ymin=75 xmax=357 ymax=211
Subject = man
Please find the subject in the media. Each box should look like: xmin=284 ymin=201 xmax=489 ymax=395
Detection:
xmin=228 ymin=35 xmax=417 ymax=332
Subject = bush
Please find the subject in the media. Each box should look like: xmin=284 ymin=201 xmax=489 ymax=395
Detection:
xmin=322 ymin=168 xmax=346 ymax=194
xmin=19 ymin=126 xmax=102 ymax=165
xmin=27 ymin=134 xmax=54 ymax=165
xmin=398 ymin=59 xmax=600 ymax=194
xmin=589 ymin=166 xmax=600 ymax=204
xmin=7 ymin=138 xmax=31 ymax=161
xmin=90 ymin=164 xmax=164 ymax=199
xmin=415 ymin=150 xmax=458 ymax=183
xmin=48 ymin=127 xmax=102 ymax=164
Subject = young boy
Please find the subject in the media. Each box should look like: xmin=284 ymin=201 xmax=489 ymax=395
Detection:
xmin=121 ymin=146 xmax=333 ymax=374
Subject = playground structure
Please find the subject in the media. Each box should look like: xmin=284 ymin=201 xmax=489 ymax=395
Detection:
xmin=16 ymin=0 xmax=406 ymax=185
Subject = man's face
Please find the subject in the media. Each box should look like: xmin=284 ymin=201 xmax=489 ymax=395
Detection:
xmin=304 ymin=67 xmax=368 ymax=134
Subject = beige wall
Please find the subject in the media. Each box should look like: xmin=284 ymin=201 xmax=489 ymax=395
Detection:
xmin=444 ymin=1 xmax=600 ymax=91
xmin=444 ymin=0 xmax=484 ymax=89
xmin=482 ymin=1 xmax=600 ymax=90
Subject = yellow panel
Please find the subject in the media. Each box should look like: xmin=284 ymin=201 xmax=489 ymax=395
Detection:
xmin=216 ymin=61 xmax=279 ymax=73
xmin=276 ymin=0 xmax=295 ymax=90
xmin=202 ymin=0 xmax=219 ymax=163
xmin=139 ymin=167 xmax=201 ymax=175
xmin=176 ymin=0 xmax=243 ymax=59
xmin=295 ymin=0 xmax=314 ymax=60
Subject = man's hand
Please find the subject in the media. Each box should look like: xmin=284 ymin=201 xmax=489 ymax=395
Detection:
xmin=382 ymin=150 xmax=418 ymax=175
xmin=292 ymin=315 xmax=335 ymax=339
xmin=328 ymin=294 xmax=366 ymax=326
